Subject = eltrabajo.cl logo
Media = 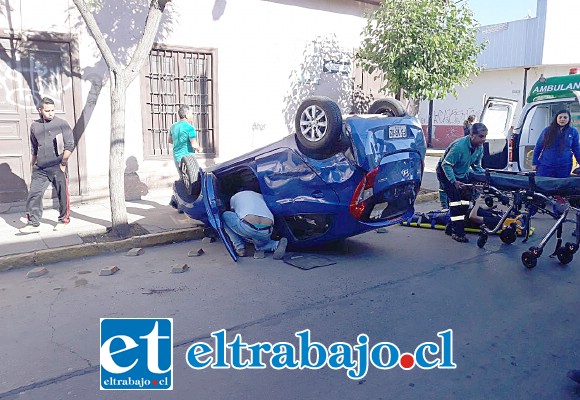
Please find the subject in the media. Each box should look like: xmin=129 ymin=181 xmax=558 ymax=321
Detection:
xmin=100 ymin=318 xmax=173 ymax=390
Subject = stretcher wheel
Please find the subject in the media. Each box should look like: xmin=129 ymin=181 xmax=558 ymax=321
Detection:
xmin=522 ymin=251 xmax=537 ymax=269
xmin=564 ymin=242 xmax=578 ymax=254
xmin=477 ymin=233 xmax=488 ymax=248
xmin=556 ymin=248 xmax=573 ymax=265
xmin=500 ymin=226 xmax=517 ymax=244
xmin=484 ymin=196 xmax=494 ymax=208
xmin=530 ymin=246 xmax=542 ymax=257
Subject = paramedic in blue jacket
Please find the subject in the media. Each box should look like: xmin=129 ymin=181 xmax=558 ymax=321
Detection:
xmin=19 ymin=97 xmax=75 ymax=234
xmin=436 ymin=123 xmax=488 ymax=243
xmin=532 ymin=110 xmax=580 ymax=178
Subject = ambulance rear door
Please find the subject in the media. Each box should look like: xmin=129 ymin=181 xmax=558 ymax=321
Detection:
xmin=480 ymin=97 xmax=517 ymax=170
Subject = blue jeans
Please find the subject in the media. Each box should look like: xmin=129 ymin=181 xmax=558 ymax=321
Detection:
xmin=222 ymin=211 xmax=278 ymax=252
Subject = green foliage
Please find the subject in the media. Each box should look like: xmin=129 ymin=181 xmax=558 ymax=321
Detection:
xmin=84 ymin=0 xmax=103 ymax=12
xmin=356 ymin=0 xmax=485 ymax=101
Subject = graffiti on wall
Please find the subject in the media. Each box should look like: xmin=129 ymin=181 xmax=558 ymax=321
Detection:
xmin=0 ymin=49 xmax=74 ymax=109
xmin=421 ymin=108 xmax=481 ymax=125
xmin=432 ymin=108 xmax=481 ymax=125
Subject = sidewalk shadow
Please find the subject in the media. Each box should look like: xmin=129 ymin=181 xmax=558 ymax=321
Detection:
xmin=124 ymin=156 xmax=149 ymax=201
xmin=68 ymin=210 xmax=110 ymax=228
xmin=0 ymin=163 xmax=28 ymax=202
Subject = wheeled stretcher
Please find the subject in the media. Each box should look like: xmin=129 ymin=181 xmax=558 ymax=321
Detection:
xmin=470 ymin=170 xmax=580 ymax=268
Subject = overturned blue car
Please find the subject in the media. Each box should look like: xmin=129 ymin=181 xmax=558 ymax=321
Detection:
xmin=171 ymin=96 xmax=426 ymax=261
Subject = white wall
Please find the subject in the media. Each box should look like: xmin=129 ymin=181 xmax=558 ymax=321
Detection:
xmin=542 ymin=0 xmax=580 ymax=65
xmin=162 ymin=0 xmax=370 ymax=161
xmin=3 ymin=0 xmax=374 ymax=196
xmin=418 ymin=65 xmax=579 ymax=148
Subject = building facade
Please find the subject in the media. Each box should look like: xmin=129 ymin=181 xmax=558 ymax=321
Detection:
xmin=418 ymin=0 xmax=580 ymax=149
xmin=0 ymin=0 xmax=379 ymax=209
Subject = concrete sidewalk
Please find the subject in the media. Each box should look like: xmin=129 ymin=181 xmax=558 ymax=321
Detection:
xmin=0 ymin=186 xmax=438 ymax=272
xmin=0 ymin=189 xmax=205 ymax=272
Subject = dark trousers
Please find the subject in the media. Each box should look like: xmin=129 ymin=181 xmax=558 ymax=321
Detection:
xmin=436 ymin=164 xmax=470 ymax=236
xmin=26 ymin=165 xmax=70 ymax=226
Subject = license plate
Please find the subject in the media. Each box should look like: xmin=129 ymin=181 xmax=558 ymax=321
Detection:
xmin=388 ymin=125 xmax=407 ymax=139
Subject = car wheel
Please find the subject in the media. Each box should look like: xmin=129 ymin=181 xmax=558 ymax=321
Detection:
xmin=368 ymin=98 xmax=406 ymax=117
xmin=180 ymin=154 xmax=201 ymax=199
xmin=295 ymin=96 xmax=343 ymax=159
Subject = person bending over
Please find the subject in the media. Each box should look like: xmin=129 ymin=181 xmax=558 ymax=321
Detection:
xmin=222 ymin=190 xmax=287 ymax=259
xmin=436 ymin=123 xmax=488 ymax=243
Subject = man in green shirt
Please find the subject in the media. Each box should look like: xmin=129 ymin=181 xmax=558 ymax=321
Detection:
xmin=169 ymin=105 xmax=201 ymax=173
xmin=436 ymin=122 xmax=488 ymax=243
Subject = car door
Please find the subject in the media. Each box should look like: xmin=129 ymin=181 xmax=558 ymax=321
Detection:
xmin=202 ymin=172 xmax=238 ymax=261
xmin=479 ymin=97 xmax=518 ymax=170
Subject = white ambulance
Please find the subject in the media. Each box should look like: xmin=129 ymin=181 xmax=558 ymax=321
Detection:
xmin=480 ymin=68 xmax=580 ymax=171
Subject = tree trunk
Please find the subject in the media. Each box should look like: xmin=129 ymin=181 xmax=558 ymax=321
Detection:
xmin=109 ymin=71 xmax=129 ymax=237
xmin=72 ymin=0 xmax=172 ymax=237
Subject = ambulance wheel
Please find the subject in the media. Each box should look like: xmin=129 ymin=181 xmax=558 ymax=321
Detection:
xmin=180 ymin=154 xmax=201 ymax=199
xmin=556 ymin=248 xmax=573 ymax=265
xmin=295 ymin=97 xmax=343 ymax=159
xmin=500 ymin=226 xmax=517 ymax=244
xmin=477 ymin=233 xmax=488 ymax=248
xmin=367 ymin=98 xmax=406 ymax=117
xmin=522 ymin=251 xmax=537 ymax=269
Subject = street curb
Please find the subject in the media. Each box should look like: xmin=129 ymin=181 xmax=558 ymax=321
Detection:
xmin=0 ymin=227 xmax=205 ymax=273
xmin=415 ymin=190 xmax=439 ymax=203
xmin=426 ymin=149 xmax=444 ymax=157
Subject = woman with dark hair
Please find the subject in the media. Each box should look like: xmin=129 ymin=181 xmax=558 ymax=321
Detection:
xmin=532 ymin=110 xmax=580 ymax=178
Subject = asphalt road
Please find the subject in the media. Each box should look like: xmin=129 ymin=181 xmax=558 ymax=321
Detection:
xmin=0 ymin=198 xmax=578 ymax=400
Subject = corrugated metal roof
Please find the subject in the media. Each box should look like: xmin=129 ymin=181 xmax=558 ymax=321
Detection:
xmin=477 ymin=17 xmax=545 ymax=70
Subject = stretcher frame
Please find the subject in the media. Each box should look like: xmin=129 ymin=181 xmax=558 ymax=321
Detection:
xmin=470 ymin=169 xmax=580 ymax=268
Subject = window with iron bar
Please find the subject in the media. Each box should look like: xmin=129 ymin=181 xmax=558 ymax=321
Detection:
xmin=142 ymin=47 xmax=216 ymax=158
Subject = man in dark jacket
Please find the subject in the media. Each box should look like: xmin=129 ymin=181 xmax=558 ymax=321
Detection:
xmin=20 ymin=97 xmax=75 ymax=233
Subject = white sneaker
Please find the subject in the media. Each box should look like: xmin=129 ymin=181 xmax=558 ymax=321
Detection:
xmin=19 ymin=224 xmax=41 ymax=234
xmin=53 ymin=222 xmax=68 ymax=231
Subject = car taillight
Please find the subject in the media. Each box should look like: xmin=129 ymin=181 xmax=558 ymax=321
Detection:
xmin=349 ymin=167 xmax=378 ymax=219
xmin=508 ymin=136 xmax=514 ymax=162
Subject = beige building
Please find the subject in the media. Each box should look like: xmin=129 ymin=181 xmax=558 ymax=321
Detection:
xmin=0 ymin=0 xmax=379 ymax=210
xmin=419 ymin=0 xmax=580 ymax=149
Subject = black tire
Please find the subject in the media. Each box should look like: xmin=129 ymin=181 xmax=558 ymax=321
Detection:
xmin=564 ymin=242 xmax=578 ymax=254
xmin=179 ymin=154 xmax=201 ymax=199
xmin=521 ymin=251 xmax=537 ymax=269
xmin=368 ymin=98 xmax=406 ymax=117
xmin=530 ymin=246 xmax=543 ymax=257
xmin=484 ymin=196 xmax=494 ymax=208
xmin=295 ymin=97 xmax=343 ymax=159
xmin=556 ymin=248 xmax=573 ymax=265
xmin=500 ymin=226 xmax=517 ymax=244
xmin=477 ymin=234 xmax=487 ymax=248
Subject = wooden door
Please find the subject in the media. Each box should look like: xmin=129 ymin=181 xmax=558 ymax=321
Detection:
xmin=0 ymin=38 xmax=79 ymax=204
xmin=0 ymin=38 xmax=30 ymax=203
